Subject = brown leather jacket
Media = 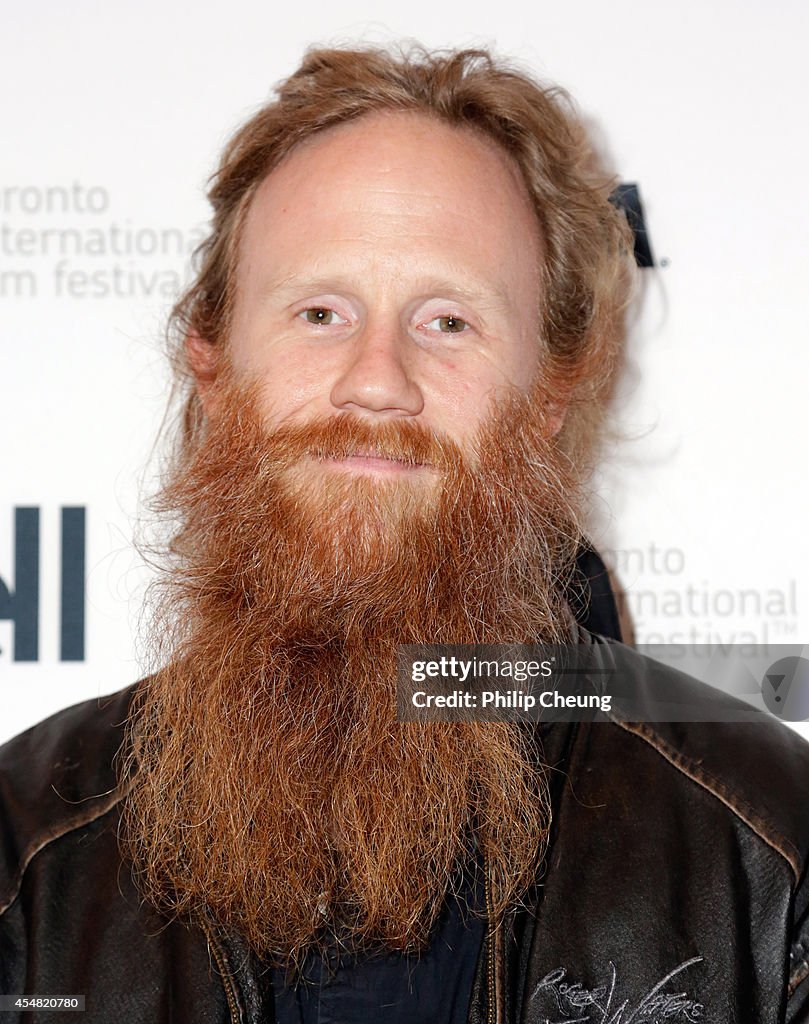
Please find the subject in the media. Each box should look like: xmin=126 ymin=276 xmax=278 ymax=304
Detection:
xmin=2 ymin=632 xmax=809 ymax=1022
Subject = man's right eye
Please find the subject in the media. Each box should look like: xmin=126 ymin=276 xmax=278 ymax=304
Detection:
xmin=299 ymin=307 xmax=344 ymax=325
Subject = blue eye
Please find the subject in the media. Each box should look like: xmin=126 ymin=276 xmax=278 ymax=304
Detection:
xmin=426 ymin=315 xmax=469 ymax=334
xmin=300 ymin=307 xmax=343 ymax=325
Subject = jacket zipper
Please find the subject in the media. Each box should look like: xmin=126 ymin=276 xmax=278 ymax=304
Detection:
xmin=201 ymin=915 xmax=242 ymax=1023
xmin=484 ymin=860 xmax=499 ymax=1024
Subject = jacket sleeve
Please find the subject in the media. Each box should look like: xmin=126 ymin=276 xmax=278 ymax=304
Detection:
xmin=0 ymin=902 xmax=27 ymax=1017
xmin=787 ymin=863 xmax=809 ymax=1022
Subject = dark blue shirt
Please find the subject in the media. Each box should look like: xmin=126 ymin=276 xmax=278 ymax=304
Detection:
xmin=272 ymin=861 xmax=486 ymax=1024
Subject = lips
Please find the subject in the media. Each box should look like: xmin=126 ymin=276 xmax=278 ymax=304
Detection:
xmin=344 ymin=448 xmax=431 ymax=468
xmin=350 ymin=448 xmax=407 ymax=463
xmin=310 ymin=447 xmax=435 ymax=475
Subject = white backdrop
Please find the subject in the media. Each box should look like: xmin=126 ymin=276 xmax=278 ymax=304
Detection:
xmin=2 ymin=0 xmax=808 ymax=743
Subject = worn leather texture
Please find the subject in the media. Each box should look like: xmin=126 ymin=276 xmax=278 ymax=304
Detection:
xmin=2 ymin=639 xmax=809 ymax=1022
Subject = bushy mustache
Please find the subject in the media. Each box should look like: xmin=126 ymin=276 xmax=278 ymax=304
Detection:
xmin=265 ymin=411 xmax=456 ymax=469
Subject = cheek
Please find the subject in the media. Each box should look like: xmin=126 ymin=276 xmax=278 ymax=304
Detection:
xmin=232 ymin=346 xmax=335 ymax=420
xmin=424 ymin=375 xmax=490 ymax=440
xmin=506 ymin=337 xmax=540 ymax=389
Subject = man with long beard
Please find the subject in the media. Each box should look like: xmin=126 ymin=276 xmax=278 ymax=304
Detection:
xmin=2 ymin=44 xmax=809 ymax=1024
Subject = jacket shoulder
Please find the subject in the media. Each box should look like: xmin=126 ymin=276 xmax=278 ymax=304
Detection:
xmin=0 ymin=684 xmax=138 ymax=914
xmin=598 ymin=638 xmax=809 ymax=883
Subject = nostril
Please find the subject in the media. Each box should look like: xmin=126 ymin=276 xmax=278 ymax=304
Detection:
xmin=329 ymin=346 xmax=424 ymax=417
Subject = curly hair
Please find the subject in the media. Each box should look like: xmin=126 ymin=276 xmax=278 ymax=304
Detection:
xmin=168 ymin=43 xmax=635 ymax=470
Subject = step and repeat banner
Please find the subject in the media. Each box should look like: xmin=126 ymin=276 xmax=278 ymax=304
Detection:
xmin=2 ymin=1 xmax=808 ymax=743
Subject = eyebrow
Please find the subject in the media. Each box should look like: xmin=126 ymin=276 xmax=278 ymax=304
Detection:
xmin=258 ymin=271 xmax=515 ymax=311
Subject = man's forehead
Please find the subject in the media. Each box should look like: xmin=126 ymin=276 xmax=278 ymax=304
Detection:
xmin=236 ymin=110 xmax=543 ymax=299
xmin=250 ymin=111 xmax=535 ymax=223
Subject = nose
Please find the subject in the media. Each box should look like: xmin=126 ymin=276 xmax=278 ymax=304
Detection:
xmin=329 ymin=321 xmax=424 ymax=418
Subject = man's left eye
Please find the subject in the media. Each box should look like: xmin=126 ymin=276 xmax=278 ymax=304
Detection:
xmin=425 ymin=315 xmax=469 ymax=334
xmin=300 ymin=307 xmax=345 ymax=325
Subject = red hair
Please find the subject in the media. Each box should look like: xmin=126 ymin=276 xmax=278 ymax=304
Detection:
xmin=168 ymin=43 xmax=634 ymax=470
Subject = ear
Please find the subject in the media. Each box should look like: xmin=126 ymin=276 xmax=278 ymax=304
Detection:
xmin=185 ymin=332 xmax=221 ymax=415
xmin=545 ymin=399 xmax=568 ymax=438
xmin=548 ymin=405 xmax=565 ymax=434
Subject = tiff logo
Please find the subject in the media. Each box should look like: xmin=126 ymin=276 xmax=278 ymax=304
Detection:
xmin=0 ymin=507 xmax=86 ymax=661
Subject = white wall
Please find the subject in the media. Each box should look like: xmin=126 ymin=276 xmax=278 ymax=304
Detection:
xmin=2 ymin=0 xmax=807 ymax=742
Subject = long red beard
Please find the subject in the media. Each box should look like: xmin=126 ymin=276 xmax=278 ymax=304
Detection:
xmin=122 ymin=375 xmax=583 ymax=966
